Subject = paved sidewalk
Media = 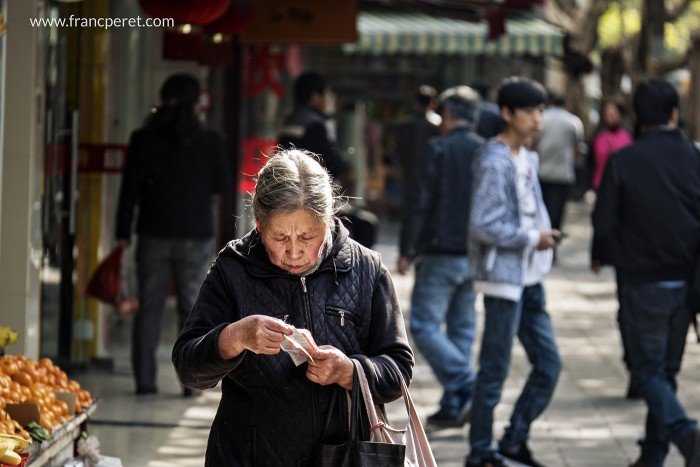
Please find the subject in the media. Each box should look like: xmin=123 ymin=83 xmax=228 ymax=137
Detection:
xmin=78 ymin=199 xmax=700 ymax=466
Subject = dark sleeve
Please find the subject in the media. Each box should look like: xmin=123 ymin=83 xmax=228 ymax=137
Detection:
xmin=115 ymin=132 xmax=141 ymax=241
xmin=350 ymin=264 xmax=414 ymax=404
xmin=592 ymin=154 xmax=621 ymax=239
xmin=211 ymin=133 xmax=231 ymax=195
xmin=172 ymin=260 xmax=245 ymax=390
xmin=399 ymin=139 xmax=441 ymax=257
xmin=304 ymin=123 xmax=347 ymax=180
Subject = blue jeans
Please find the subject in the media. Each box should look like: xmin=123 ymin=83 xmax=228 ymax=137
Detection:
xmin=619 ymin=282 xmax=697 ymax=466
xmin=468 ymin=284 xmax=561 ymax=461
xmin=409 ymin=255 xmax=476 ymax=414
xmin=133 ymin=236 xmax=213 ymax=391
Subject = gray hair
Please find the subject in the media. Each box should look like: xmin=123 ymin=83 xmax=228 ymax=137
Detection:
xmin=438 ymin=85 xmax=481 ymax=125
xmin=252 ymin=148 xmax=344 ymax=228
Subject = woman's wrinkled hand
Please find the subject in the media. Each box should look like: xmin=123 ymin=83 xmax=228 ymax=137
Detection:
xmin=305 ymin=345 xmax=354 ymax=390
xmin=218 ymin=315 xmax=294 ymax=360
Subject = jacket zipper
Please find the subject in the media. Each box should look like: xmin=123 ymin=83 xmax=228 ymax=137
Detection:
xmin=299 ymin=276 xmax=319 ymax=444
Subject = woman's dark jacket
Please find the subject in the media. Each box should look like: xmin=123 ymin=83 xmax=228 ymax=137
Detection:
xmin=172 ymin=221 xmax=414 ymax=466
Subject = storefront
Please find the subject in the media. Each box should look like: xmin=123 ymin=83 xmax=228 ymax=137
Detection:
xmin=0 ymin=0 xmax=564 ymax=366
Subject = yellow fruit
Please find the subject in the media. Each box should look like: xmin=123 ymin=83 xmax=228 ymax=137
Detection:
xmin=0 ymin=433 xmax=30 ymax=449
xmin=0 ymin=449 xmax=21 ymax=465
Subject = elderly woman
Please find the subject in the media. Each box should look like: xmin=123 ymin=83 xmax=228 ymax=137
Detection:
xmin=172 ymin=148 xmax=414 ymax=466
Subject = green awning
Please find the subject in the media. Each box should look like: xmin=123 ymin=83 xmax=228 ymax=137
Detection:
xmin=342 ymin=11 xmax=564 ymax=57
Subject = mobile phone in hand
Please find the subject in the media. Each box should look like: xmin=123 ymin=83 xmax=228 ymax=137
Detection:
xmin=553 ymin=232 xmax=568 ymax=245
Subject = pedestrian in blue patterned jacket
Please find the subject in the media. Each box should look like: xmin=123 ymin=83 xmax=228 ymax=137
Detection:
xmin=466 ymin=77 xmax=561 ymax=467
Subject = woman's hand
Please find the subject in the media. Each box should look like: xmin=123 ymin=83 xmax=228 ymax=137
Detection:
xmin=218 ymin=315 xmax=294 ymax=360
xmin=305 ymin=345 xmax=354 ymax=390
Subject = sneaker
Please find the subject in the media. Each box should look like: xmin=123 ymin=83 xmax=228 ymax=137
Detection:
xmin=427 ymin=397 xmax=472 ymax=428
xmin=684 ymin=428 xmax=700 ymax=467
xmin=135 ymin=385 xmax=158 ymax=396
xmin=629 ymin=458 xmax=654 ymax=467
xmin=499 ymin=442 xmax=546 ymax=467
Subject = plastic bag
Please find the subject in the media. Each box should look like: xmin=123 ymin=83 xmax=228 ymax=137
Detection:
xmin=87 ymin=247 xmax=123 ymax=303
xmin=86 ymin=246 xmax=139 ymax=318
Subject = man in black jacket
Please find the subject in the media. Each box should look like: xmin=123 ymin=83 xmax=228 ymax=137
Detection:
xmin=398 ymin=86 xmax=484 ymax=428
xmin=593 ymin=78 xmax=700 ymax=467
xmin=278 ymin=72 xmax=378 ymax=247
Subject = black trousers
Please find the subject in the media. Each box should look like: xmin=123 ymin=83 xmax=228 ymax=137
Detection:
xmin=540 ymin=181 xmax=572 ymax=232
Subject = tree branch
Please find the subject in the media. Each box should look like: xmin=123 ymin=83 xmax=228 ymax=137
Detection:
xmin=542 ymin=0 xmax=575 ymax=31
xmin=572 ymin=0 xmax=609 ymax=53
xmin=666 ymin=0 xmax=693 ymax=22
xmin=654 ymin=50 xmax=691 ymax=75
xmin=551 ymin=0 xmax=576 ymax=18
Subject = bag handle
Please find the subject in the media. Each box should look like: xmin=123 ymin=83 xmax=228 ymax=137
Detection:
xmin=381 ymin=355 xmax=438 ymax=467
xmin=351 ymin=360 xmax=384 ymax=437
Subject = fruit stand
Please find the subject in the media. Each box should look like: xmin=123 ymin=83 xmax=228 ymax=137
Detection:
xmin=1 ymin=327 xmax=96 ymax=466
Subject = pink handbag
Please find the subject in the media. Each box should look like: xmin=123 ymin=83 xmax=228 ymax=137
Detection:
xmin=354 ymin=358 xmax=438 ymax=467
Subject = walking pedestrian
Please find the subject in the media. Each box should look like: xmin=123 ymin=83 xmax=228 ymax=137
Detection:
xmin=398 ymin=86 xmax=484 ymax=428
xmin=467 ymin=77 xmax=562 ymax=467
xmin=278 ymin=71 xmax=378 ymax=248
xmin=390 ymin=85 xmax=440 ymax=217
xmin=116 ymin=73 xmax=229 ymax=397
xmin=534 ymin=92 xmax=584 ymax=234
xmin=593 ymin=78 xmax=700 ymax=467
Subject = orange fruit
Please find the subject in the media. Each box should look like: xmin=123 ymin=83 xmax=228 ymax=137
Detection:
xmin=12 ymin=372 xmax=32 ymax=388
xmin=0 ymin=359 xmax=18 ymax=376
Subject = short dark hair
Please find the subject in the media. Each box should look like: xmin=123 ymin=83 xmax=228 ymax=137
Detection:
xmin=496 ymin=77 xmax=547 ymax=112
xmin=633 ymin=78 xmax=679 ymax=126
xmin=160 ymin=73 xmax=200 ymax=106
xmin=416 ymin=85 xmax=437 ymax=107
xmin=294 ymin=72 xmax=327 ymax=106
xmin=438 ymin=86 xmax=481 ymax=125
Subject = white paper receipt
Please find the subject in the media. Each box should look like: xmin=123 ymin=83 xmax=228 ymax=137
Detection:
xmin=280 ymin=328 xmax=318 ymax=366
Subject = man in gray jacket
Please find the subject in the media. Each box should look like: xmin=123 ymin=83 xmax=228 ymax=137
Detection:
xmin=466 ymin=77 xmax=561 ymax=467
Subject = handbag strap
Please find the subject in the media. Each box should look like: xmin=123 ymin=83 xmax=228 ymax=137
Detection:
xmin=381 ymin=355 xmax=438 ymax=467
xmin=351 ymin=360 xmax=384 ymax=436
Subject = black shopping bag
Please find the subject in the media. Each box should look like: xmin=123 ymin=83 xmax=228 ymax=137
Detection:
xmin=316 ymin=360 xmax=405 ymax=467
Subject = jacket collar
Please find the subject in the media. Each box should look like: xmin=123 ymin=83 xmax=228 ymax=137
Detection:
xmin=224 ymin=218 xmax=352 ymax=278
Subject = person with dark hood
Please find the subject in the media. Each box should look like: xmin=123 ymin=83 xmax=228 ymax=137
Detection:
xmin=116 ymin=73 xmax=230 ymax=397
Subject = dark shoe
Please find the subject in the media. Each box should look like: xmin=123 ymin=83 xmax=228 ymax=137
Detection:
xmin=465 ymin=454 xmax=506 ymax=467
xmin=427 ymin=398 xmax=472 ymax=428
xmin=629 ymin=458 xmax=654 ymax=467
xmin=625 ymin=380 xmax=642 ymax=400
xmin=135 ymin=386 xmax=158 ymax=396
xmin=182 ymin=387 xmax=200 ymax=398
xmin=499 ymin=442 xmax=546 ymax=467
xmin=683 ymin=429 xmax=700 ymax=467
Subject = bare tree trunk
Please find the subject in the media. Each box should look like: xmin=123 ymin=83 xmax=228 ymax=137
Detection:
xmin=600 ymin=47 xmax=625 ymax=99
xmin=564 ymin=74 xmax=591 ymax=134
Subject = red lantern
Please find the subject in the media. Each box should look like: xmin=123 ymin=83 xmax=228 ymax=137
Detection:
xmin=138 ymin=0 xmax=231 ymax=26
xmin=203 ymin=0 xmax=255 ymax=35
